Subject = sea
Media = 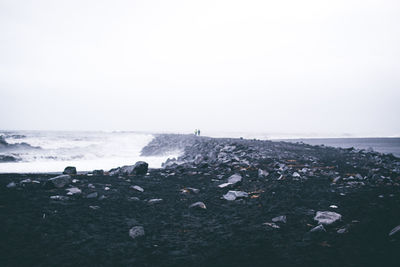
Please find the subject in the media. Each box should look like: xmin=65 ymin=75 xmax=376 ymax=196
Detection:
xmin=0 ymin=130 xmax=399 ymax=173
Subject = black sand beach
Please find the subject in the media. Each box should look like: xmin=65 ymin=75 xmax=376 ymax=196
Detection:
xmin=1 ymin=134 xmax=400 ymax=266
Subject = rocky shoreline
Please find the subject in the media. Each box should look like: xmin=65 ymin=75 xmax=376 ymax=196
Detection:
xmin=1 ymin=134 xmax=400 ymax=266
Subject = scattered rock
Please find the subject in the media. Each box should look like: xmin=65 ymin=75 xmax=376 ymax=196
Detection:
xmin=227 ymin=174 xmax=242 ymax=184
xmin=129 ymin=226 xmax=145 ymax=239
xmin=88 ymin=184 xmax=95 ymax=189
xmin=47 ymin=175 xmax=71 ymax=188
xmin=218 ymin=182 xmax=232 ymax=188
xmin=310 ymin=225 xmax=326 ymax=233
xmin=258 ymin=169 xmax=269 ymax=178
xmin=89 ymin=205 xmax=100 ymax=210
xmin=292 ymin=172 xmax=301 ymax=178
xmin=148 ymin=199 xmax=163 ymax=204
xmin=92 ymin=169 xmax=104 ymax=176
xmin=66 ymin=187 xmax=82 ymax=195
xmin=63 ymin=166 xmax=77 ymax=175
xmin=263 ymin=222 xmax=280 ymax=229
xmin=272 ymin=215 xmax=287 ymax=223
xmin=314 ymin=211 xmax=342 ymax=225
xmin=86 ymin=192 xmax=98 ymax=199
xmin=20 ymin=179 xmax=32 ymax=184
xmin=223 ymin=191 xmax=248 ymax=201
xmin=389 ymin=225 xmax=400 ymax=236
xmin=110 ymin=161 xmax=149 ymax=176
xmin=218 ymin=174 xmax=242 ymax=188
xmin=131 ymin=185 xmax=144 ymax=192
xmin=50 ymin=195 xmax=70 ymax=201
xmin=189 ymin=202 xmax=207 ymax=209
xmin=6 ymin=182 xmax=16 ymax=188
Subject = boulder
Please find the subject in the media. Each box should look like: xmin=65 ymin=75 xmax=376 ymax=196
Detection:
xmin=109 ymin=161 xmax=149 ymax=176
xmin=132 ymin=161 xmax=149 ymax=175
xmin=314 ymin=211 xmax=342 ymax=225
xmin=129 ymin=226 xmax=145 ymax=239
xmin=47 ymin=175 xmax=71 ymax=188
xmin=63 ymin=166 xmax=77 ymax=175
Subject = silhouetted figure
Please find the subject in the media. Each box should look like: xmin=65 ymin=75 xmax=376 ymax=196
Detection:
xmin=198 ymin=129 xmax=200 ymax=136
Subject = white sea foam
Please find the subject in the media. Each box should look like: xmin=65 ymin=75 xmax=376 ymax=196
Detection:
xmin=0 ymin=131 xmax=181 ymax=173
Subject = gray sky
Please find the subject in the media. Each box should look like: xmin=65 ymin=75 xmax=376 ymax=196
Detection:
xmin=1 ymin=0 xmax=399 ymax=136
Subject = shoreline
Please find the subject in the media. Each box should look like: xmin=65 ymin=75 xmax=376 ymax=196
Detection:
xmin=1 ymin=134 xmax=400 ymax=266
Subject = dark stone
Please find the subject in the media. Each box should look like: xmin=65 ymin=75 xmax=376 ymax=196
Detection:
xmin=63 ymin=166 xmax=77 ymax=175
xmin=46 ymin=175 xmax=71 ymax=188
xmin=92 ymin=169 xmax=104 ymax=176
xmin=109 ymin=161 xmax=148 ymax=176
xmin=132 ymin=161 xmax=148 ymax=175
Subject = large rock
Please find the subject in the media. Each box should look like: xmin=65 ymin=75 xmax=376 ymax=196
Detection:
xmin=63 ymin=166 xmax=77 ymax=175
xmin=109 ymin=161 xmax=149 ymax=176
xmin=314 ymin=211 xmax=342 ymax=225
xmin=129 ymin=226 xmax=145 ymax=239
xmin=47 ymin=175 xmax=71 ymax=188
xmin=132 ymin=161 xmax=148 ymax=175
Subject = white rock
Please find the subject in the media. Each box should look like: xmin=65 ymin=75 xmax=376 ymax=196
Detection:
xmin=148 ymin=198 xmax=163 ymax=204
xmin=389 ymin=225 xmax=400 ymax=236
xmin=131 ymin=185 xmax=144 ymax=192
xmin=258 ymin=169 xmax=269 ymax=178
xmin=66 ymin=187 xmax=82 ymax=195
xmin=223 ymin=191 xmax=248 ymax=201
xmin=189 ymin=202 xmax=207 ymax=209
xmin=263 ymin=222 xmax=280 ymax=229
xmin=292 ymin=172 xmax=301 ymax=177
xmin=228 ymin=174 xmax=242 ymax=184
xmin=329 ymin=205 xmax=338 ymax=209
xmin=218 ymin=182 xmax=232 ymax=188
xmin=314 ymin=211 xmax=342 ymax=225
xmin=50 ymin=195 xmax=69 ymax=201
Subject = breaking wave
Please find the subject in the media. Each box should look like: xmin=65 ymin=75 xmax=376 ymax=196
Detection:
xmin=0 ymin=131 xmax=181 ymax=173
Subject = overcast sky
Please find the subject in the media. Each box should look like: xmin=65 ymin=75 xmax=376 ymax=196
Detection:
xmin=0 ymin=0 xmax=399 ymax=136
